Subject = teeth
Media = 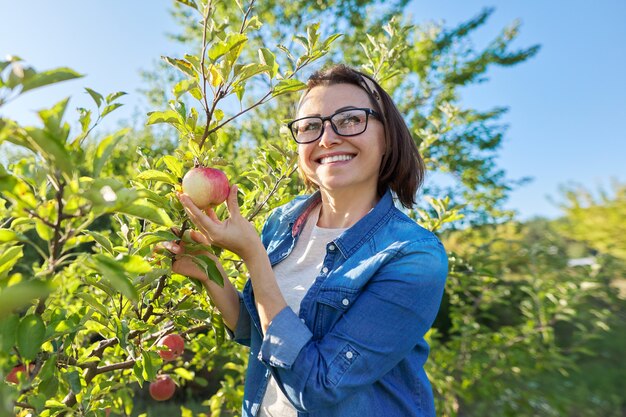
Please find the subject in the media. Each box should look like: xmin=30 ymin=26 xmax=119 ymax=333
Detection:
xmin=319 ymin=154 xmax=354 ymax=164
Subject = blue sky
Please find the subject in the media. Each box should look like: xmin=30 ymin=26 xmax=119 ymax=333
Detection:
xmin=1 ymin=1 xmax=625 ymax=220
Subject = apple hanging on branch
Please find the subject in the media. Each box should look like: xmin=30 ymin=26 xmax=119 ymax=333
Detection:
xmin=181 ymin=166 xmax=230 ymax=210
xmin=5 ymin=363 xmax=35 ymax=384
xmin=156 ymin=333 xmax=185 ymax=362
xmin=149 ymin=374 xmax=176 ymax=401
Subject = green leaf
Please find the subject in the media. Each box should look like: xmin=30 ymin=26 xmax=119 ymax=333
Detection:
xmin=141 ymin=351 xmax=160 ymax=382
xmin=37 ymin=97 xmax=71 ymax=143
xmin=175 ymin=0 xmax=198 ymax=11
xmin=0 ymin=228 xmax=21 ymax=243
xmin=146 ymin=110 xmax=182 ymax=126
xmin=161 ymin=155 xmax=184 ymax=179
xmin=101 ymin=102 xmax=124 ymax=117
xmin=39 ymin=376 xmax=59 ymax=398
xmin=244 ymin=16 xmax=262 ymax=32
xmin=77 ymin=107 xmax=91 ymax=134
xmin=116 ymin=200 xmax=174 ymax=226
xmin=105 ymin=91 xmax=127 ymax=104
xmin=173 ymin=79 xmax=200 ymax=99
xmin=0 ymin=245 xmax=23 ymax=279
xmin=91 ymin=254 xmax=139 ymax=303
xmin=93 ymin=128 xmax=129 ymax=177
xmin=76 ymin=293 xmax=108 ymax=316
xmin=258 ymin=48 xmax=278 ymax=78
xmin=133 ymin=360 xmax=145 ymax=386
xmin=64 ymin=370 xmax=82 ymax=394
xmin=162 ymin=56 xmax=197 ymax=78
xmin=174 ymin=367 xmax=194 ymax=380
xmin=208 ymin=33 xmax=248 ymax=62
xmin=136 ymin=169 xmax=178 ymax=185
xmin=85 ymin=88 xmax=103 ymax=107
xmin=211 ymin=311 xmax=225 ymax=346
xmin=192 ymin=254 xmax=224 ymax=287
xmin=117 ymin=254 xmax=152 ymax=274
xmin=21 ymin=127 xmax=73 ymax=177
xmin=17 ymin=314 xmax=46 ymax=360
xmin=272 ymin=79 xmax=307 ymax=97
xmin=20 ymin=67 xmax=83 ymax=93
xmin=235 ymin=63 xmax=269 ymax=83
xmin=35 ymin=219 xmax=53 ymax=241
xmin=139 ymin=230 xmax=179 ymax=248
xmin=0 ymin=314 xmax=20 ymax=350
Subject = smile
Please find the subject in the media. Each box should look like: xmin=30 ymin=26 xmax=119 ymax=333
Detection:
xmin=318 ymin=154 xmax=355 ymax=164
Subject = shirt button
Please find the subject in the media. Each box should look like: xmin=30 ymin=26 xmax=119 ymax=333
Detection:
xmin=322 ymin=266 xmax=329 ymax=274
xmin=345 ymin=351 xmax=354 ymax=359
xmin=300 ymin=318 xmax=305 ymax=323
xmin=342 ymin=298 xmax=350 ymax=306
xmin=328 ymin=244 xmax=335 ymax=251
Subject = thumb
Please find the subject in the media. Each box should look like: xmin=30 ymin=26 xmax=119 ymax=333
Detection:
xmin=226 ymin=184 xmax=241 ymax=217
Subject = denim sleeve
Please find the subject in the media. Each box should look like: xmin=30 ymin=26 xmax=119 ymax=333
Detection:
xmin=225 ymin=291 xmax=252 ymax=347
xmin=259 ymin=307 xmax=313 ymax=367
xmin=259 ymin=238 xmax=448 ymax=412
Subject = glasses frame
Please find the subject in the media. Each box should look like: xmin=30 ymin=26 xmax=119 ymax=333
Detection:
xmin=287 ymin=107 xmax=382 ymax=144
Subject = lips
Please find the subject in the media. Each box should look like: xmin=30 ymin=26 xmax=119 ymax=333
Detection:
xmin=317 ymin=154 xmax=355 ymax=164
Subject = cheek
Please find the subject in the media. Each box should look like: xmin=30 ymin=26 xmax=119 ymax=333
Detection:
xmin=297 ymin=145 xmax=313 ymax=167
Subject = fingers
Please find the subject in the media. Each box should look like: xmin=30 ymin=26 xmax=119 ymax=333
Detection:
xmin=225 ymin=184 xmax=241 ymax=217
xmin=160 ymin=241 xmax=182 ymax=254
xmin=189 ymin=229 xmax=209 ymax=244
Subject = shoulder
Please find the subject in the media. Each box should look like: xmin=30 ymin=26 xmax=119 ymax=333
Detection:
xmin=263 ymin=193 xmax=315 ymax=230
xmin=260 ymin=193 xmax=319 ymax=247
xmin=376 ymin=207 xmax=448 ymax=274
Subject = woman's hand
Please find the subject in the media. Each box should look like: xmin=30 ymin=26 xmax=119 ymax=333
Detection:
xmin=177 ymin=184 xmax=264 ymax=262
xmin=160 ymin=229 xmax=226 ymax=285
xmin=160 ymin=228 xmax=240 ymax=332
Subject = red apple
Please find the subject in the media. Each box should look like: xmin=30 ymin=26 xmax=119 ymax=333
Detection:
xmin=156 ymin=333 xmax=185 ymax=362
xmin=181 ymin=166 xmax=230 ymax=209
xmin=5 ymin=364 xmax=34 ymax=384
xmin=149 ymin=374 xmax=176 ymax=401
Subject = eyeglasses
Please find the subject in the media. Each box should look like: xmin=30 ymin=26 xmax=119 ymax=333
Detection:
xmin=287 ymin=108 xmax=381 ymax=144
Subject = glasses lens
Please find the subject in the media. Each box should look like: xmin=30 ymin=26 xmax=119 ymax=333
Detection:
xmin=291 ymin=118 xmax=323 ymax=143
xmin=331 ymin=109 xmax=368 ymax=136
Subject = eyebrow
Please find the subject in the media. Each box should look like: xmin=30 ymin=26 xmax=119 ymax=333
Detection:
xmin=301 ymin=105 xmax=361 ymax=117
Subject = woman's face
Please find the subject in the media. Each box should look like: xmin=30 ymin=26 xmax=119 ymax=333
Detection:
xmin=296 ymin=83 xmax=385 ymax=196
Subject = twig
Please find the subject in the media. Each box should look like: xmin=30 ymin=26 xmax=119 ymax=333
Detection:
xmin=246 ymin=164 xmax=298 ymax=221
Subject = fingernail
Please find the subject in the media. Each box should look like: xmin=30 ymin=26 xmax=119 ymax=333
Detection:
xmin=162 ymin=242 xmax=177 ymax=252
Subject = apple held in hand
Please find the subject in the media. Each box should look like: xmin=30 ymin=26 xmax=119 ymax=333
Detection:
xmin=156 ymin=333 xmax=185 ymax=362
xmin=181 ymin=166 xmax=230 ymax=209
xmin=149 ymin=374 xmax=176 ymax=401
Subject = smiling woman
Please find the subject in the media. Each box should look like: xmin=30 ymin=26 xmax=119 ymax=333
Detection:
xmin=168 ymin=64 xmax=448 ymax=417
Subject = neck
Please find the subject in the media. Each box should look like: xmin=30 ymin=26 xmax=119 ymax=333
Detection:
xmin=316 ymin=187 xmax=379 ymax=229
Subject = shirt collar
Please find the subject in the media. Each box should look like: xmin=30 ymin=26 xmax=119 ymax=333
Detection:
xmin=289 ymin=189 xmax=394 ymax=257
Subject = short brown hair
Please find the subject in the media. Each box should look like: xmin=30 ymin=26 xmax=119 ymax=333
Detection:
xmin=295 ymin=64 xmax=424 ymax=209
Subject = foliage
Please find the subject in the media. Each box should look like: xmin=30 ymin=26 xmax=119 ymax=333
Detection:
xmin=553 ymin=181 xmax=626 ymax=261
xmin=145 ymin=4 xmax=539 ymax=224
xmin=433 ymin=214 xmax=625 ymax=416
xmin=0 ymin=1 xmax=335 ymax=414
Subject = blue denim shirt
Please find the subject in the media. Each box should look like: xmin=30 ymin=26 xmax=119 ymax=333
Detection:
xmin=229 ymin=189 xmax=448 ymax=417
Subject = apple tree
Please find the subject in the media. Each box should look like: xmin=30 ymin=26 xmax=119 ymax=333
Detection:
xmin=0 ymin=0 xmax=339 ymax=415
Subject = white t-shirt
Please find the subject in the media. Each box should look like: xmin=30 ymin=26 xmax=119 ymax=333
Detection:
xmin=258 ymin=205 xmax=346 ymax=417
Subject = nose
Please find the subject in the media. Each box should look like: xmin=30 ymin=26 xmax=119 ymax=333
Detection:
xmin=318 ymin=120 xmax=341 ymax=147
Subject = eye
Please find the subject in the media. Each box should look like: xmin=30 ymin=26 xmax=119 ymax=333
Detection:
xmin=296 ymin=119 xmax=322 ymax=133
xmin=335 ymin=111 xmax=364 ymax=127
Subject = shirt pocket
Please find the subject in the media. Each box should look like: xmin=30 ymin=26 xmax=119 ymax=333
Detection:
xmin=313 ymin=286 xmax=360 ymax=339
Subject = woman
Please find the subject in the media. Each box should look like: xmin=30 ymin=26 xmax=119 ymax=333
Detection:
xmin=163 ymin=64 xmax=448 ymax=416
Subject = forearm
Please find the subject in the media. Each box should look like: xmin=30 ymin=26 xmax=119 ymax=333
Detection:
xmin=202 ymin=277 xmax=240 ymax=332
xmin=242 ymin=246 xmax=287 ymax=334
